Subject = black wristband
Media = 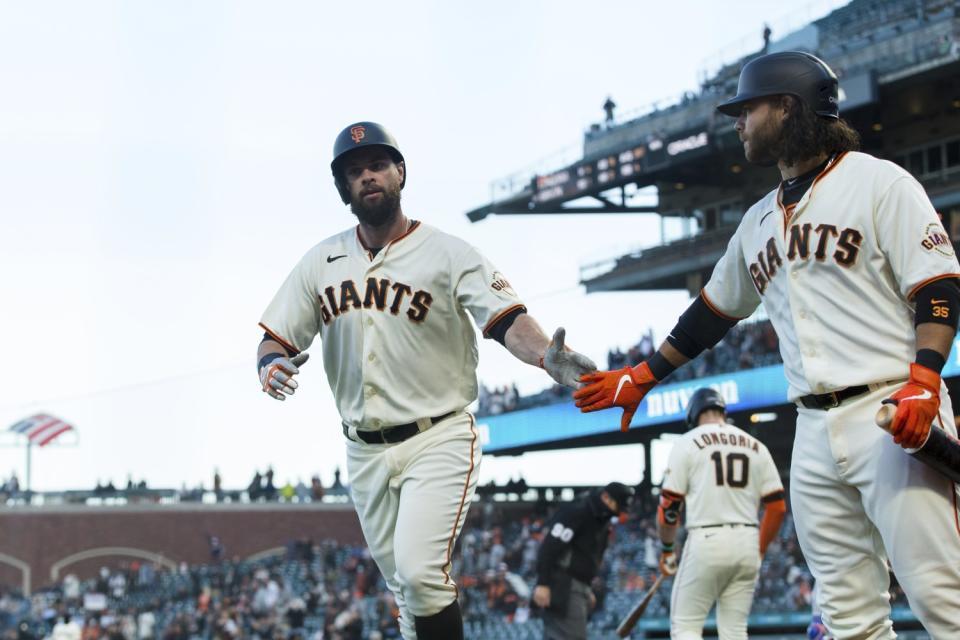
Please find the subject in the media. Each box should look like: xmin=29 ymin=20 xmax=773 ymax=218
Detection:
xmin=258 ymin=352 xmax=284 ymax=372
xmin=646 ymin=352 xmax=676 ymax=381
xmin=916 ymin=348 xmax=946 ymax=373
xmin=661 ymin=541 xmax=674 ymax=552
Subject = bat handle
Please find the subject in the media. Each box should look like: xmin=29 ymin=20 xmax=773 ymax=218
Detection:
xmin=875 ymin=403 xmax=896 ymax=433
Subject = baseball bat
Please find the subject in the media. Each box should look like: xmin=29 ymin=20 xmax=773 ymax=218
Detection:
xmin=616 ymin=574 xmax=664 ymax=638
xmin=875 ymin=404 xmax=960 ymax=484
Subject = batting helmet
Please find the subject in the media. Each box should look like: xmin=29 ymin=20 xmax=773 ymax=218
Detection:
xmin=686 ymin=387 xmax=727 ymax=428
xmin=716 ymin=51 xmax=839 ymax=119
xmin=331 ymin=121 xmax=406 ymax=204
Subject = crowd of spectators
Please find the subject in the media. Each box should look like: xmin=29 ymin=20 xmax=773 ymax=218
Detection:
xmin=0 ymin=487 xmax=915 ymax=640
xmin=477 ymin=320 xmax=782 ymax=418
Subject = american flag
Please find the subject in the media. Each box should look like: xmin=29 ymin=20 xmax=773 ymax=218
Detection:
xmin=8 ymin=414 xmax=75 ymax=447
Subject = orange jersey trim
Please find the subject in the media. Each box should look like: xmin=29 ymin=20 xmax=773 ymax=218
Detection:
xmin=907 ymin=274 xmax=960 ymax=301
xmin=354 ymin=220 xmax=422 ymax=259
xmin=777 ymin=151 xmax=849 ymax=235
xmin=258 ymin=322 xmax=300 ymax=355
xmin=391 ymin=219 xmax=421 ymax=245
xmin=699 ymin=290 xmax=745 ymax=322
xmin=482 ymin=303 xmax=527 ymax=336
xmin=442 ymin=415 xmax=478 ymax=594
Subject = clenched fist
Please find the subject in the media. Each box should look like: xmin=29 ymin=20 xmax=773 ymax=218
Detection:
xmin=659 ymin=549 xmax=678 ymax=577
xmin=882 ymin=363 xmax=940 ymax=449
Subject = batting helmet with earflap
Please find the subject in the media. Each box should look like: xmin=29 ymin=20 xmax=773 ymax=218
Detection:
xmin=716 ymin=51 xmax=839 ymax=119
xmin=686 ymin=387 xmax=727 ymax=428
xmin=330 ymin=122 xmax=406 ymax=204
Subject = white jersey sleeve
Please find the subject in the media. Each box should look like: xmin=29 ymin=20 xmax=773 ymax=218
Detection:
xmin=702 ymin=212 xmax=766 ymax=319
xmin=874 ymin=173 xmax=960 ymax=299
xmin=453 ymin=244 xmax=526 ymax=335
xmin=757 ymin=443 xmax=784 ymax=499
xmin=259 ymin=247 xmax=325 ymax=353
xmin=661 ymin=437 xmax=691 ymax=496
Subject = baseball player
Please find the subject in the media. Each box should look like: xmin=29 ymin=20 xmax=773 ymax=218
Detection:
xmin=256 ymin=122 xmax=596 ymax=640
xmin=657 ymin=387 xmax=786 ymax=640
xmin=574 ymin=52 xmax=960 ymax=638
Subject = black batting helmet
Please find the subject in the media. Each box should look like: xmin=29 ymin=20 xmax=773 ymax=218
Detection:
xmin=331 ymin=121 xmax=406 ymax=204
xmin=716 ymin=51 xmax=839 ymax=119
xmin=686 ymin=387 xmax=727 ymax=428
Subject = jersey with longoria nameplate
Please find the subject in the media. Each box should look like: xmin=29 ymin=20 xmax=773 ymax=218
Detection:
xmin=260 ymin=221 xmax=524 ymax=430
xmin=661 ymin=422 xmax=782 ymax=528
xmin=703 ymin=152 xmax=960 ymax=400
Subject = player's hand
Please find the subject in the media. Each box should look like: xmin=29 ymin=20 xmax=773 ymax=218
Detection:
xmin=659 ymin=549 xmax=678 ymax=577
xmin=259 ymin=353 xmax=310 ymax=401
xmin=574 ymin=362 xmax=659 ymax=432
xmin=882 ymin=363 xmax=940 ymax=449
xmin=542 ymin=327 xmax=597 ymax=389
xmin=807 ymin=613 xmax=829 ymax=640
xmin=532 ymin=585 xmax=551 ymax=608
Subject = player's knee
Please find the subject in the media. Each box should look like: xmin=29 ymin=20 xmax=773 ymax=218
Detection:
xmin=821 ymin=610 xmax=893 ymax=640
xmin=669 ymin=626 xmax=704 ymax=640
xmin=395 ymin=560 xmax=455 ymax=615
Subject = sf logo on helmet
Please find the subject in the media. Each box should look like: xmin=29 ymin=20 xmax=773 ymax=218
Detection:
xmin=350 ymin=125 xmax=366 ymax=144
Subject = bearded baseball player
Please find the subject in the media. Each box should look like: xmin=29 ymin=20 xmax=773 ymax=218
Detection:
xmin=658 ymin=387 xmax=785 ymax=640
xmin=575 ymin=52 xmax=960 ymax=638
xmin=256 ymin=122 xmax=596 ymax=640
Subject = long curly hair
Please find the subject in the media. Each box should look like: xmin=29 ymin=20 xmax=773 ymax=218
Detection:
xmin=776 ymin=95 xmax=861 ymax=167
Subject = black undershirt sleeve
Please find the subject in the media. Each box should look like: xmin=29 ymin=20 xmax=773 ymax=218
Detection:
xmin=665 ymin=295 xmax=740 ymax=360
xmin=486 ymin=307 xmax=528 ymax=346
xmin=913 ymin=278 xmax=960 ymax=330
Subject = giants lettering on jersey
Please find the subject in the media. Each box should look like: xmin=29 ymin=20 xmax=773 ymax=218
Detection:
xmin=693 ymin=430 xmax=760 ymax=452
xmin=749 ymin=223 xmax=863 ymax=294
xmin=317 ymin=277 xmax=433 ymax=325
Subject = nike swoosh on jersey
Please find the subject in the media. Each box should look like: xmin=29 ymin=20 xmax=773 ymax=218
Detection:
xmin=901 ymin=389 xmax=933 ymax=402
xmin=758 ymin=210 xmax=774 ymax=226
xmin=327 ymin=254 xmax=347 ymax=263
xmin=612 ymin=374 xmax=632 ymax=404
xmin=931 ymin=299 xmax=948 ymax=304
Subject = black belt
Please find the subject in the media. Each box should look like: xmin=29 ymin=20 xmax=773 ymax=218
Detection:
xmin=351 ymin=412 xmax=455 ymax=444
xmin=698 ymin=523 xmax=758 ymax=529
xmin=798 ymin=385 xmax=869 ymax=410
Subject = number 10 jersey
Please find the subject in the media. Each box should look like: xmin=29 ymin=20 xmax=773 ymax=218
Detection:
xmin=661 ymin=422 xmax=783 ymax=528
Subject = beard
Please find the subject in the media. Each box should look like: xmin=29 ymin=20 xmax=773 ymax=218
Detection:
xmin=350 ymin=183 xmax=402 ymax=227
xmin=743 ymin=117 xmax=783 ymax=167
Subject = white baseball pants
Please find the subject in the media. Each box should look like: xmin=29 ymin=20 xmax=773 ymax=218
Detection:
xmin=346 ymin=412 xmax=480 ymax=640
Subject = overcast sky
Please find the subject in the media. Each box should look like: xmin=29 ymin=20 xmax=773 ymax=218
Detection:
xmin=0 ymin=0 xmax=849 ymax=492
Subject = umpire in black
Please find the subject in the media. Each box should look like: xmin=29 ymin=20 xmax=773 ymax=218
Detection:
xmin=533 ymin=482 xmax=635 ymax=640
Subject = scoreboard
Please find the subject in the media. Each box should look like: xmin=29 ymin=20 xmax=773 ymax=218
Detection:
xmin=532 ymin=127 xmax=712 ymax=206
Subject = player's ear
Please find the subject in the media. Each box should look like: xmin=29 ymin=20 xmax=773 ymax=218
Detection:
xmin=396 ymin=160 xmax=405 ymax=184
xmin=778 ymin=95 xmax=794 ymax=122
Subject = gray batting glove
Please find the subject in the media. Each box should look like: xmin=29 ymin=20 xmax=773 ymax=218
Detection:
xmin=260 ymin=353 xmax=310 ymax=401
xmin=543 ymin=327 xmax=597 ymax=389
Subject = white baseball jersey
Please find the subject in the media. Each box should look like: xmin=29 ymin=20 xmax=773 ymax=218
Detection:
xmin=661 ymin=422 xmax=782 ymax=528
xmin=703 ymin=151 xmax=960 ymax=400
xmin=259 ymin=221 xmax=524 ymax=430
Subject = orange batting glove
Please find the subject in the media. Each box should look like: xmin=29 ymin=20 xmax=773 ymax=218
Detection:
xmin=659 ymin=543 xmax=678 ymax=577
xmin=882 ymin=363 xmax=941 ymax=449
xmin=574 ymin=362 xmax=659 ymax=432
